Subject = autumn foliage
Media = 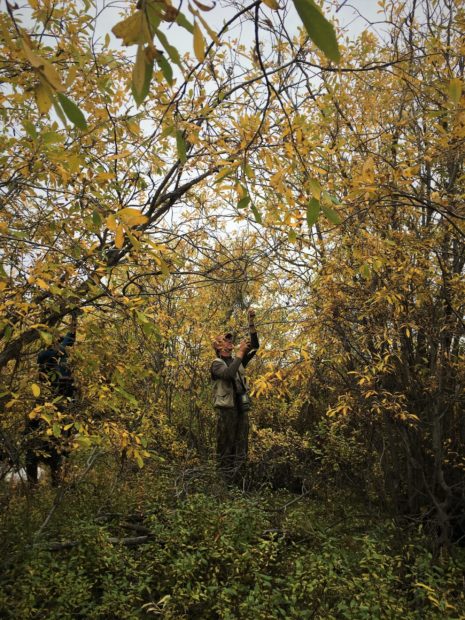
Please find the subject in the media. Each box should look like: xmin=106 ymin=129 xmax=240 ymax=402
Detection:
xmin=0 ymin=0 xmax=465 ymax=615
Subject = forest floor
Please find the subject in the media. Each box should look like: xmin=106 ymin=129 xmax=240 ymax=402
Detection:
xmin=1 ymin=455 xmax=465 ymax=619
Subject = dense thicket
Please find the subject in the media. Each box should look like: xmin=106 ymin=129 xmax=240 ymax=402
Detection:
xmin=1 ymin=0 xmax=464 ymax=615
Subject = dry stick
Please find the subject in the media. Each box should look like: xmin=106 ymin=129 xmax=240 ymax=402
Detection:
xmin=37 ymin=516 xmax=154 ymax=552
xmin=40 ymin=535 xmax=153 ymax=552
xmin=270 ymin=488 xmax=313 ymax=512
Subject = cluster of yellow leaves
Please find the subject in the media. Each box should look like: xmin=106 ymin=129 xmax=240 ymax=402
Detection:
xmin=17 ymin=34 xmax=87 ymax=128
xmin=22 ymin=38 xmax=63 ymax=113
xmin=251 ymin=368 xmax=286 ymax=398
xmin=111 ymin=0 xmax=220 ymax=104
xmin=106 ymin=208 xmax=149 ymax=250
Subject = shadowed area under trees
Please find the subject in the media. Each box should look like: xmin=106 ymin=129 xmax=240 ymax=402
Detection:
xmin=1 ymin=0 xmax=465 ymax=617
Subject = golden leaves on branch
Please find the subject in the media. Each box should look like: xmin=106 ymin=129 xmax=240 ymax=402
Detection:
xmin=106 ymin=208 xmax=149 ymax=250
xmin=22 ymin=39 xmax=65 ymax=91
xmin=19 ymin=37 xmax=87 ymax=129
xmin=119 ymin=208 xmax=149 ymax=227
xmin=189 ymin=3 xmax=219 ymax=48
xmin=109 ymin=0 xmax=341 ymax=112
xmin=111 ymin=0 xmax=223 ymax=102
xmin=112 ymin=2 xmax=180 ymax=103
xmin=111 ymin=1 xmax=181 ymax=46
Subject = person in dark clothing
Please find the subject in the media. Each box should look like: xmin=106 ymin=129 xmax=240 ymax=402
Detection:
xmin=37 ymin=332 xmax=76 ymax=398
xmin=211 ymin=309 xmax=259 ymax=481
xmin=25 ymin=311 xmax=78 ymax=485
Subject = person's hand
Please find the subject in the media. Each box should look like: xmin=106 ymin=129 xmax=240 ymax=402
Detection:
xmin=238 ymin=338 xmax=251 ymax=357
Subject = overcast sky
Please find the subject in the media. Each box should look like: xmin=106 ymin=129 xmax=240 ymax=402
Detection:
xmin=90 ymin=0 xmax=385 ymax=55
xmin=8 ymin=0 xmax=387 ymax=59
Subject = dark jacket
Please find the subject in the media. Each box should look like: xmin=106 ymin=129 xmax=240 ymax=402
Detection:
xmin=37 ymin=331 xmax=75 ymax=398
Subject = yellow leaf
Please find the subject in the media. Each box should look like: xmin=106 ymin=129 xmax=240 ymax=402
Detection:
xmin=193 ymin=20 xmax=205 ymax=61
xmin=111 ymin=12 xmax=147 ymax=46
xmin=127 ymin=121 xmax=140 ymax=134
xmin=448 ymin=77 xmax=462 ymax=104
xmin=22 ymin=40 xmax=44 ymax=68
xmin=135 ymin=451 xmax=144 ymax=468
xmin=215 ymin=166 xmax=235 ymax=182
xmin=118 ymin=209 xmax=138 ymax=218
xmin=189 ymin=6 xmax=219 ymax=44
xmin=361 ymin=156 xmax=375 ymax=183
xmin=56 ymin=165 xmax=69 ymax=183
xmin=31 ymin=383 xmax=41 ymax=397
xmin=107 ymin=150 xmax=131 ymax=161
xmin=236 ymin=183 xmax=246 ymax=199
xmin=308 ymin=178 xmax=321 ymax=199
xmin=41 ymin=61 xmax=64 ymax=91
xmin=261 ymin=0 xmax=279 ymax=8
xmin=127 ymin=230 xmax=141 ymax=249
xmin=95 ymin=172 xmax=115 ymax=182
xmin=127 ymin=214 xmax=148 ymax=226
xmin=106 ymin=213 xmax=117 ymax=231
xmin=115 ymin=224 xmax=125 ymax=249
xmin=132 ymin=44 xmax=146 ymax=99
xmin=118 ymin=207 xmax=148 ymax=227
xmin=0 ymin=21 xmax=13 ymax=47
xmin=39 ymin=330 xmax=53 ymax=345
xmin=22 ymin=41 xmax=64 ymax=91
xmin=66 ymin=154 xmax=82 ymax=173
xmin=34 ymin=82 xmax=53 ymax=114
xmin=36 ymin=278 xmax=49 ymax=290
xmin=65 ymin=65 xmax=78 ymax=87
xmin=198 ymin=13 xmax=219 ymax=43
xmin=270 ymin=169 xmax=285 ymax=188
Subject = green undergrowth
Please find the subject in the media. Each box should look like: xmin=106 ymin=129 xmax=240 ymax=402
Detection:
xmin=1 ymin=459 xmax=464 ymax=619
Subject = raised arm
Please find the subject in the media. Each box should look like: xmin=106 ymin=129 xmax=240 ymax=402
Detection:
xmin=211 ymin=356 xmax=243 ymax=380
xmin=242 ymin=308 xmax=259 ymax=368
xmin=211 ymin=340 xmax=251 ymax=379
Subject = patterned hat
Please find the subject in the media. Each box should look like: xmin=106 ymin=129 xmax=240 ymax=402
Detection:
xmin=212 ymin=333 xmax=234 ymax=352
